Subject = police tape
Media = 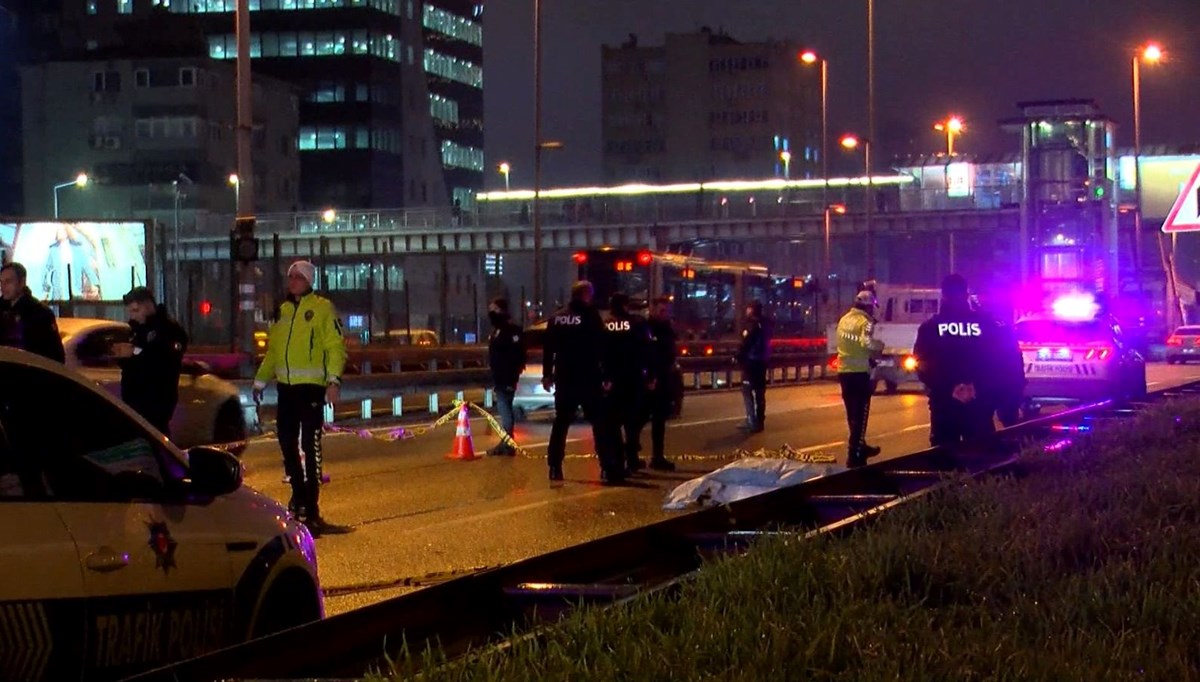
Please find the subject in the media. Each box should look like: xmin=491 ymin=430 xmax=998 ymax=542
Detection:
xmin=257 ymin=403 xmax=840 ymax=465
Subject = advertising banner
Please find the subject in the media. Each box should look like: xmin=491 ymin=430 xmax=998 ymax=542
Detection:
xmin=0 ymin=221 xmax=147 ymax=302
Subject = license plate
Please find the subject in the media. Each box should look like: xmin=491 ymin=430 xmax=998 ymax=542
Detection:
xmin=877 ymin=359 xmax=895 ymax=367
xmin=1032 ymin=363 xmax=1078 ymax=375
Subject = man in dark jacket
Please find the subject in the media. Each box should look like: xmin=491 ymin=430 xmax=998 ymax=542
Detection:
xmin=644 ymin=296 xmax=678 ymax=471
xmin=487 ymin=297 xmax=526 ymax=456
xmin=913 ymin=274 xmax=1003 ymax=446
xmin=736 ymin=300 xmax=770 ymax=432
xmin=113 ymin=287 xmax=188 ymax=436
xmin=542 ymin=281 xmax=621 ymax=484
xmin=602 ymin=293 xmax=653 ymax=474
xmin=0 ymin=262 xmax=65 ymax=363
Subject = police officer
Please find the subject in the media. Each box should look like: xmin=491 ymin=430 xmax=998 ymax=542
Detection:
xmin=0 ymin=262 xmax=65 ymax=362
xmin=836 ymin=290 xmax=885 ymax=467
xmin=644 ymin=296 xmax=678 ymax=471
xmin=487 ymin=297 xmax=526 ymax=456
xmin=542 ymin=281 xmax=622 ymax=484
xmin=252 ymin=260 xmax=351 ymax=536
xmin=113 ymin=287 xmax=188 ymax=436
xmin=736 ymin=300 xmax=770 ymax=432
xmin=603 ymin=293 xmax=653 ymax=474
xmin=971 ymin=294 xmax=1026 ymax=427
xmin=913 ymin=274 xmax=1001 ymax=446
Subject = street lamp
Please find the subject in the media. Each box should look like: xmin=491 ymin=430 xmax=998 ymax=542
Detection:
xmin=823 ymin=203 xmax=846 ymax=276
xmin=933 ymin=116 xmax=965 ymax=156
xmin=779 ymin=150 xmax=792 ymax=179
xmin=840 ymin=133 xmax=874 ymax=278
xmin=799 ymin=50 xmax=828 ymax=204
xmin=52 ymin=172 xmax=89 ymax=218
xmin=322 ymin=208 xmax=337 ymax=224
xmin=1132 ymin=43 xmax=1164 ymax=289
xmin=498 ymin=162 xmax=512 ymax=192
xmin=228 ymin=173 xmax=240 ymax=208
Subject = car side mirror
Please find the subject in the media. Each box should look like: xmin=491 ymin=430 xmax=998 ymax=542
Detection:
xmin=187 ymin=446 xmax=243 ymax=496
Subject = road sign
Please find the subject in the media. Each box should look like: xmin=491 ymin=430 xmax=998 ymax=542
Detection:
xmin=1162 ymin=162 xmax=1200 ymax=233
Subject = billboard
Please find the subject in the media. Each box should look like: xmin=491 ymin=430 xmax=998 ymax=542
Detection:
xmin=0 ymin=221 xmax=148 ymax=302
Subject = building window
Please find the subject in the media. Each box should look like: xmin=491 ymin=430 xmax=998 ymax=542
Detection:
xmin=117 ymin=0 xmax=133 ymax=14
xmin=135 ymin=69 xmax=150 ymax=88
xmin=429 ymin=93 xmax=459 ymax=125
xmin=423 ymin=49 xmax=482 ymax=88
xmin=179 ymin=67 xmax=197 ymax=87
xmin=422 ymin=5 xmax=483 ymax=47
xmin=87 ymin=1 xmax=98 ymax=15
xmin=440 ymin=140 xmax=483 ymax=171
xmin=92 ymin=71 xmax=121 ymax=93
xmin=297 ymin=126 xmax=348 ymax=151
xmin=308 ymin=83 xmax=346 ymax=103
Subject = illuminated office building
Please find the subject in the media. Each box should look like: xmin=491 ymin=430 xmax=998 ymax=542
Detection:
xmin=59 ymin=0 xmax=484 ymax=211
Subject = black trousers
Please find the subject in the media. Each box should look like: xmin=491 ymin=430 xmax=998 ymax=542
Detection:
xmin=128 ymin=397 xmax=176 ymax=438
xmin=645 ymin=385 xmax=672 ymax=460
xmin=277 ymin=383 xmax=326 ymax=518
xmin=740 ymin=361 xmax=767 ymax=428
xmin=929 ymin=394 xmax=996 ymax=448
xmin=607 ymin=381 xmax=646 ymax=467
xmin=839 ymin=372 xmax=873 ymax=463
xmin=548 ymin=382 xmax=621 ymax=476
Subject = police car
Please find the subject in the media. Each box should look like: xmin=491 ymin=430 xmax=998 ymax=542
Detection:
xmin=1015 ymin=308 xmax=1147 ymax=412
xmin=0 ymin=349 xmax=322 ymax=681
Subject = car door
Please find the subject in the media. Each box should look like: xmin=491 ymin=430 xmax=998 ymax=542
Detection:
xmin=0 ymin=361 xmax=237 ymax=681
xmin=0 ymin=404 xmax=87 ymax=682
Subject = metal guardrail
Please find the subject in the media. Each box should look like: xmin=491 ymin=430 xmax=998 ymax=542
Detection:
xmin=128 ymin=380 xmax=1200 ymax=681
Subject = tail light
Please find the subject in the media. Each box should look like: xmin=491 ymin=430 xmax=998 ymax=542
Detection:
xmin=828 ymin=355 xmax=840 ymax=372
xmin=572 ymin=251 xmax=588 ymax=264
xmin=902 ymin=355 xmax=918 ymax=372
xmin=1167 ymin=335 xmax=1183 ymax=346
xmin=636 ymin=249 xmax=653 ymax=266
xmin=1082 ymin=346 xmax=1113 ymax=361
xmin=704 ymin=346 xmax=714 ymax=356
xmin=679 ymin=347 xmax=690 ymax=356
xmin=1194 ymin=337 xmax=1200 ymax=348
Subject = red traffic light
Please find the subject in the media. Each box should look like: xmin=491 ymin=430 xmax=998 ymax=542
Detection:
xmin=199 ymin=300 xmax=213 ymax=316
xmin=636 ymin=250 xmax=653 ymax=266
xmin=572 ymin=251 xmax=588 ymax=264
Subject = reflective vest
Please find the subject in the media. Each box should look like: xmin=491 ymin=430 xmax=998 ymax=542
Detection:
xmin=836 ymin=307 xmax=881 ymax=374
xmin=254 ymin=292 xmax=347 ymax=387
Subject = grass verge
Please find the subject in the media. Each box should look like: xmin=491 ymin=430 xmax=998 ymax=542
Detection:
xmin=374 ymin=402 xmax=1200 ymax=681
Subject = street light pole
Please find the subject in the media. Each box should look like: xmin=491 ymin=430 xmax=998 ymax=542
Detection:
xmin=866 ymin=0 xmax=875 ymax=280
xmin=52 ymin=173 xmax=88 ymax=219
xmin=235 ymin=0 xmax=255 ymax=359
xmin=780 ymin=150 xmax=791 ymax=179
xmin=799 ymin=51 xmax=828 ymax=206
xmin=532 ymin=0 xmax=544 ymax=313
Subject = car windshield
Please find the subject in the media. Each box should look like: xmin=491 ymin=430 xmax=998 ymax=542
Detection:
xmin=1015 ymin=319 xmax=1110 ymax=344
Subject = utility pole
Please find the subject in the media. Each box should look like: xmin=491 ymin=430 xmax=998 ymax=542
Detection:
xmin=235 ymin=0 xmax=256 ymax=364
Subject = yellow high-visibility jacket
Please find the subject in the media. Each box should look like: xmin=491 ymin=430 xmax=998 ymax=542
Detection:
xmin=836 ymin=307 xmax=883 ymax=374
xmin=253 ymin=292 xmax=347 ymax=388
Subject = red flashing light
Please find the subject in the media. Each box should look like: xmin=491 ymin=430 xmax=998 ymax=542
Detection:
xmin=703 ymin=346 xmax=714 ymax=356
xmin=572 ymin=251 xmax=588 ymax=265
xmin=636 ymin=250 xmax=653 ymax=267
xmin=199 ymin=300 xmax=213 ymax=316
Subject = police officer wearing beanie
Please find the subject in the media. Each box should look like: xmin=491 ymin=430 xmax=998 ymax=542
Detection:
xmin=486 ymin=297 xmax=526 ymax=456
xmin=736 ymin=300 xmax=771 ymax=432
xmin=542 ymin=281 xmax=622 ymax=484
xmin=602 ymin=292 xmax=653 ymax=474
xmin=113 ymin=287 xmax=188 ymax=436
xmin=643 ymin=296 xmax=678 ymax=471
xmin=836 ymin=290 xmax=885 ymax=467
xmin=913 ymin=274 xmax=1002 ymax=447
xmin=252 ymin=260 xmax=351 ymax=536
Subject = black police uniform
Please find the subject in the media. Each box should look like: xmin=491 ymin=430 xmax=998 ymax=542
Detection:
xmin=913 ymin=301 xmax=1002 ymax=446
xmin=645 ymin=313 xmax=678 ymax=464
xmin=542 ymin=299 xmax=621 ymax=481
xmin=0 ymin=287 xmax=66 ymax=363
xmin=487 ymin=313 xmax=526 ymax=454
xmin=736 ymin=314 xmax=770 ymax=431
xmin=117 ymin=306 xmax=188 ymax=435
xmin=602 ymin=306 xmax=652 ymax=471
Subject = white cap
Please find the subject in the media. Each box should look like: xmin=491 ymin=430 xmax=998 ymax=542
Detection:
xmin=288 ymin=260 xmax=316 ymax=287
xmin=855 ymin=290 xmax=876 ymax=305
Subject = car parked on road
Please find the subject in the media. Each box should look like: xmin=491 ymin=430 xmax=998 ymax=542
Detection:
xmin=0 ymin=348 xmax=323 ymax=682
xmin=1165 ymin=325 xmax=1200 ymax=365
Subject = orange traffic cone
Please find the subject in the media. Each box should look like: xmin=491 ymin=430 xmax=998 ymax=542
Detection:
xmin=447 ymin=404 xmax=478 ymax=460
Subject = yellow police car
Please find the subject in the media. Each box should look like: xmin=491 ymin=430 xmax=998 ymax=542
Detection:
xmin=1015 ymin=311 xmax=1147 ymax=411
xmin=0 ymin=349 xmax=322 ymax=681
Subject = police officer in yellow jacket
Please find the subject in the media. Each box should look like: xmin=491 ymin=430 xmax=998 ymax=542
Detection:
xmin=252 ymin=260 xmax=350 ymax=536
xmin=836 ymin=290 xmax=885 ymax=467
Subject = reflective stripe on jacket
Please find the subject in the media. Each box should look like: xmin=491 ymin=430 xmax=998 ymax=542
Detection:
xmin=836 ymin=307 xmax=880 ymax=374
xmin=254 ymin=292 xmax=347 ymax=387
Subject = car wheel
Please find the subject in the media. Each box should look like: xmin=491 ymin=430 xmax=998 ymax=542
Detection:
xmin=251 ymin=569 xmax=322 ymax=640
xmin=213 ymin=400 xmax=248 ymax=450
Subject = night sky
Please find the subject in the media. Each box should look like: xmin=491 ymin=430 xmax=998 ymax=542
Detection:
xmin=483 ymin=0 xmax=1200 ymax=188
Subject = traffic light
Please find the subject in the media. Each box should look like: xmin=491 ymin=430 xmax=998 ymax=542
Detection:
xmin=232 ymin=216 xmax=258 ymax=263
xmin=199 ymin=300 xmax=213 ymax=316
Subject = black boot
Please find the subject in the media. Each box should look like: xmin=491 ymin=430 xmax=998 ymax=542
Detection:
xmin=549 ymin=464 xmax=564 ymax=481
xmin=648 ymin=457 xmax=676 ymax=472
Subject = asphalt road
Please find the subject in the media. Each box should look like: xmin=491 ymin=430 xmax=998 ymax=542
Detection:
xmin=236 ymin=363 xmax=1200 ymax=615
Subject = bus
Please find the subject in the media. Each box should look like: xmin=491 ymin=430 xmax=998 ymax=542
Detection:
xmin=572 ymin=248 xmax=824 ymax=342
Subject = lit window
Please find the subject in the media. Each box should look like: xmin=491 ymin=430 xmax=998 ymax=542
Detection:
xmin=117 ymin=0 xmax=133 ymax=13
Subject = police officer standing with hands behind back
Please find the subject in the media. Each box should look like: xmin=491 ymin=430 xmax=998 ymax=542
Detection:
xmin=644 ymin=296 xmax=678 ymax=471
xmin=736 ymin=300 xmax=770 ymax=432
xmin=543 ymin=281 xmax=622 ymax=484
xmin=602 ymin=293 xmax=652 ymax=474
xmin=913 ymin=274 xmax=1001 ymax=447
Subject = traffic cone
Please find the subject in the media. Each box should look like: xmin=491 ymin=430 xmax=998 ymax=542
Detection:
xmin=447 ymin=404 xmax=478 ymax=460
